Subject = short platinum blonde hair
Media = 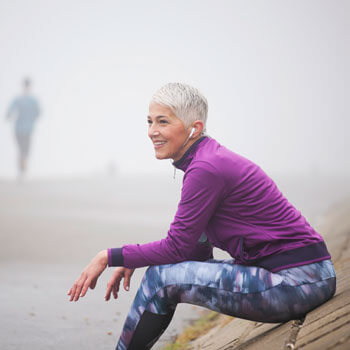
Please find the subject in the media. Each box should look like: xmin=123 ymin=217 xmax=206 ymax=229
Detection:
xmin=151 ymin=83 xmax=208 ymax=131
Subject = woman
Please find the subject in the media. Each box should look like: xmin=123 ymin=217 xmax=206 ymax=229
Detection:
xmin=68 ymin=83 xmax=336 ymax=350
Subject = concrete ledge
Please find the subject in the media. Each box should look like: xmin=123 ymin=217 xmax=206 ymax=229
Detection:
xmin=186 ymin=201 xmax=350 ymax=350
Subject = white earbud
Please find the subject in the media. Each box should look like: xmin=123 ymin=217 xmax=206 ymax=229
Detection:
xmin=189 ymin=127 xmax=195 ymax=138
xmin=181 ymin=127 xmax=196 ymax=150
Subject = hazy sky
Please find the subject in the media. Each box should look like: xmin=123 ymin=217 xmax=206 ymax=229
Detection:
xmin=0 ymin=0 xmax=348 ymax=178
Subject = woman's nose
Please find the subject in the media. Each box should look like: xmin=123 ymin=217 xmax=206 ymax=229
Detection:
xmin=148 ymin=124 xmax=160 ymax=137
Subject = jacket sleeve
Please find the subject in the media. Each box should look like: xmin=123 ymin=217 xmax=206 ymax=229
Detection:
xmin=115 ymin=162 xmax=225 ymax=268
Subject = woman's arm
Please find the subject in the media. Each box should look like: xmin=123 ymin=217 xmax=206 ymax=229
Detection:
xmin=109 ymin=163 xmax=225 ymax=268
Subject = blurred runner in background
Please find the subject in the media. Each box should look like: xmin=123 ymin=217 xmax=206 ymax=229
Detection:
xmin=6 ymin=78 xmax=41 ymax=180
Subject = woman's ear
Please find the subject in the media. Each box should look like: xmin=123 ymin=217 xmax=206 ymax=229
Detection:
xmin=192 ymin=120 xmax=204 ymax=138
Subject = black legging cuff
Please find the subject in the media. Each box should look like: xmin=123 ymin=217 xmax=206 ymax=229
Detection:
xmin=124 ymin=310 xmax=175 ymax=350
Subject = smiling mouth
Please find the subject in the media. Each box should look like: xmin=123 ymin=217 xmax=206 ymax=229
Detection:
xmin=153 ymin=141 xmax=167 ymax=148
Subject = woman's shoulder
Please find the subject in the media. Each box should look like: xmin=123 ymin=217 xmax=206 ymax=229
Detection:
xmin=186 ymin=138 xmax=264 ymax=190
xmin=193 ymin=138 xmax=256 ymax=172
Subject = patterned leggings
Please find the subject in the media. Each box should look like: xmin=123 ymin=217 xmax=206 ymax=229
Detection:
xmin=116 ymin=259 xmax=336 ymax=350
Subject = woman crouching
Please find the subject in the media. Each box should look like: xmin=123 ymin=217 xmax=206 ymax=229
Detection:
xmin=68 ymin=83 xmax=336 ymax=350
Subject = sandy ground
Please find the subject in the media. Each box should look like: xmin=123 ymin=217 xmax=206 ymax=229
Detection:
xmin=0 ymin=174 xmax=349 ymax=350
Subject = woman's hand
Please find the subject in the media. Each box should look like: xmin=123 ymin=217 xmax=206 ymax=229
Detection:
xmin=68 ymin=250 xmax=108 ymax=302
xmin=105 ymin=267 xmax=135 ymax=301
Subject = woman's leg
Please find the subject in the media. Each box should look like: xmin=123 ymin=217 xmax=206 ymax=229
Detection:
xmin=116 ymin=259 xmax=336 ymax=350
xmin=126 ymin=310 xmax=175 ymax=349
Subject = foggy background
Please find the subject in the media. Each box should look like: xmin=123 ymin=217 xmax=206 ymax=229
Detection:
xmin=0 ymin=1 xmax=349 ymax=350
xmin=0 ymin=0 xmax=348 ymax=179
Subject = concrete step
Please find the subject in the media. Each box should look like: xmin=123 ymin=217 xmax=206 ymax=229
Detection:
xmin=187 ymin=201 xmax=350 ymax=350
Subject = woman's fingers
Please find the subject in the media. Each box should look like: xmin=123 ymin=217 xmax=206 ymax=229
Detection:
xmin=69 ymin=275 xmax=86 ymax=301
xmin=75 ymin=277 xmax=90 ymax=301
xmin=69 ymin=271 xmax=94 ymax=301
xmin=105 ymin=282 xmax=119 ymax=301
xmin=105 ymin=283 xmax=112 ymax=301
xmin=90 ymin=279 xmax=97 ymax=290
xmin=79 ymin=278 xmax=92 ymax=298
xmin=105 ymin=268 xmax=126 ymax=301
xmin=123 ymin=274 xmax=131 ymax=291
xmin=113 ymin=286 xmax=119 ymax=299
xmin=123 ymin=268 xmax=135 ymax=291
xmin=68 ymin=281 xmax=79 ymax=301
xmin=105 ymin=276 xmax=118 ymax=301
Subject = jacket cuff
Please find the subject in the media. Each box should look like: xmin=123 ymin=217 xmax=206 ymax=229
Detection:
xmin=108 ymin=247 xmax=124 ymax=267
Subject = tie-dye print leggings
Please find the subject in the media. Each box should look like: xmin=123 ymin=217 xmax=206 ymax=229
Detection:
xmin=116 ymin=259 xmax=336 ymax=350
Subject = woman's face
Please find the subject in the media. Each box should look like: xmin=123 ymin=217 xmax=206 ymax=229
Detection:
xmin=148 ymin=102 xmax=191 ymax=161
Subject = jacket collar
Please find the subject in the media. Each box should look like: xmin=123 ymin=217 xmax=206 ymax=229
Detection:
xmin=173 ymin=136 xmax=207 ymax=172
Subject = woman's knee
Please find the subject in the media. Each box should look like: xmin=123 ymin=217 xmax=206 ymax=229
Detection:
xmin=139 ymin=265 xmax=164 ymax=292
xmin=144 ymin=265 xmax=160 ymax=280
xmin=143 ymin=263 xmax=183 ymax=287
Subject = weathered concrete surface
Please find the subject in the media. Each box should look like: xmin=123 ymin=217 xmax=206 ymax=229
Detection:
xmin=188 ymin=201 xmax=350 ymax=350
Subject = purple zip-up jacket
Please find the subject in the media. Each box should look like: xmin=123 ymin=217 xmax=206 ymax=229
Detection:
xmin=109 ymin=137 xmax=330 ymax=272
